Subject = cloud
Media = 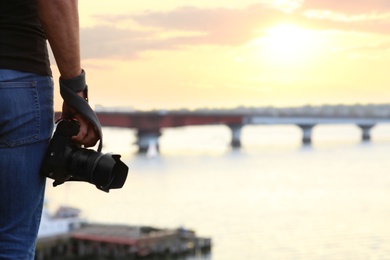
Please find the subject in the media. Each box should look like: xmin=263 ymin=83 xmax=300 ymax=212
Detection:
xmin=299 ymin=0 xmax=390 ymax=34
xmin=82 ymin=4 xmax=300 ymax=60
xmin=80 ymin=3 xmax=390 ymax=60
xmin=300 ymin=0 xmax=390 ymax=14
xmin=80 ymin=26 xmax=154 ymax=59
xmin=123 ymin=2 xmax=390 ymax=36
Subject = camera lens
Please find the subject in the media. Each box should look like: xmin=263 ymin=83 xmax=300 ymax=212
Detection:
xmin=69 ymin=148 xmax=128 ymax=192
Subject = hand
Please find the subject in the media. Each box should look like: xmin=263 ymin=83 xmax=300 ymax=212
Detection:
xmin=61 ymin=92 xmax=100 ymax=147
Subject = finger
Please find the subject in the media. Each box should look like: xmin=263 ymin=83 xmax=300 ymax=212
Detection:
xmin=71 ymin=114 xmax=99 ymax=147
xmin=78 ymin=127 xmax=99 ymax=147
xmin=71 ymin=119 xmax=87 ymax=142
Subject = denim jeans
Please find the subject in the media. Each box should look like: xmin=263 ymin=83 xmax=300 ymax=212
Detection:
xmin=0 ymin=69 xmax=54 ymax=259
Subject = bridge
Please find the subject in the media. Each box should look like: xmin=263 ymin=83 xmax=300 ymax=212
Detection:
xmin=55 ymin=104 xmax=390 ymax=152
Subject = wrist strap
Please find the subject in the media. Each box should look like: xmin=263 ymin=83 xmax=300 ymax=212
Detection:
xmin=59 ymin=70 xmax=103 ymax=152
xmin=60 ymin=70 xmax=87 ymax=92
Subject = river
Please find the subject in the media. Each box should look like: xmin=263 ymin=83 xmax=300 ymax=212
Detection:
xmin=45 ymin=124 xmax=390 ymax=260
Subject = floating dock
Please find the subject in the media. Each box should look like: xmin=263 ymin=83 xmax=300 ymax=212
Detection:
xmin=35 ymin=223 xmax=211 ymax=259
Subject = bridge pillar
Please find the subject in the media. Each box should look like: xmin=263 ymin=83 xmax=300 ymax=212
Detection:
xmin=357 ymin=124 xmax=375 ymax=142
xmin=136 ymin=129 xmax=161 ymax=153
xmin=297 ymin=124 xmax=315 ymax=145
xmin=227 ymin=124 xmax=243 ymax=148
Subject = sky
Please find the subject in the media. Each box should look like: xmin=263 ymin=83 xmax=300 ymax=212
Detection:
xmin=50 ymin=0 xmax=390 ymax=111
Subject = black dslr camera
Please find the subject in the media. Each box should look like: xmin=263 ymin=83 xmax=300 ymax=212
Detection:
xmin=41 ymin=119 xmax=128 ymax=192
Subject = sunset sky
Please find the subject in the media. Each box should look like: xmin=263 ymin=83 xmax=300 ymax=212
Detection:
xmin=50 ymin=0 xmax=390 ymax=111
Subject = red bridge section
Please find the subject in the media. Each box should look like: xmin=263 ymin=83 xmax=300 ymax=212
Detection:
xmin=98 ymin=111 xmax=243 ymax=129
xmin=55 ymin=111 xmax=244 ymax=152
xmin=55 ymin=111 xmax=244 ymax=130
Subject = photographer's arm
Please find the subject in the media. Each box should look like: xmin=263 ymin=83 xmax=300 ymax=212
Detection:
xmin=36 ymin=0 xmax=99 ymax=147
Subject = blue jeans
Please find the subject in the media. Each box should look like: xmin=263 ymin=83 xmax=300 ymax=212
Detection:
xmin=0 ymin=69 xmax=54 ymax=259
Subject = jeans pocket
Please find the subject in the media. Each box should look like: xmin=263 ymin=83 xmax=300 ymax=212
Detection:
xmin=0 ymin=82 xmax=40 ymax=147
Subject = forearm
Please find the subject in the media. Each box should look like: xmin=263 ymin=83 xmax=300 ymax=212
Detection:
xmin=36 ymin=0 xmax=81 ymax=79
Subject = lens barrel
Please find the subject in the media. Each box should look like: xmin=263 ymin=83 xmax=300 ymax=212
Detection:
xmin=69 ymin=148 xmax=128 ymax=192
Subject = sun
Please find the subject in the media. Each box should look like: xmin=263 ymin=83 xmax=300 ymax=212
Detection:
xmin=262 ymin=23 xmax=318 ymax=66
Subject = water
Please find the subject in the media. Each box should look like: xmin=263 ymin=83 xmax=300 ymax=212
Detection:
xmin=45 ymin=124 xmax=390 ymax=260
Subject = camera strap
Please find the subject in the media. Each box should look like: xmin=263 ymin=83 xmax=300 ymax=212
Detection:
xmin=59 ymin=70 xmax=103 ymax=152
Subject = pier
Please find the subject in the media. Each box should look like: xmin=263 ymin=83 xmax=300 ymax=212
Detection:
xmin=35 ymin=223 xmax=211 ymax=259
xmin=55 ymin=104 xmax=390 ymax=152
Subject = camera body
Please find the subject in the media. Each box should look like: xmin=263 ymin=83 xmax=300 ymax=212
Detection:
xmin=41 ymin=119 xmax=128 ymax=192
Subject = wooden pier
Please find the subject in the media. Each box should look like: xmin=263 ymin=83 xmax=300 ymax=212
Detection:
xmin=35 ymin=223 xmax=211 ymax=260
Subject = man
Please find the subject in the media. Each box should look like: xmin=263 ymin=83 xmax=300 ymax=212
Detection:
xmin=0 ymin=0 xmax=99 ymax=258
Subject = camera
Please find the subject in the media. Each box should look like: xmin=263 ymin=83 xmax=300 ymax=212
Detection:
xmin=41 ymin=119 xmax=128 ymax=192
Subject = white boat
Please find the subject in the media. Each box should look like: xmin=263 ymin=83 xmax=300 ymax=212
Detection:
xmin=38 ymin=205 xmax=85 ymax=238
